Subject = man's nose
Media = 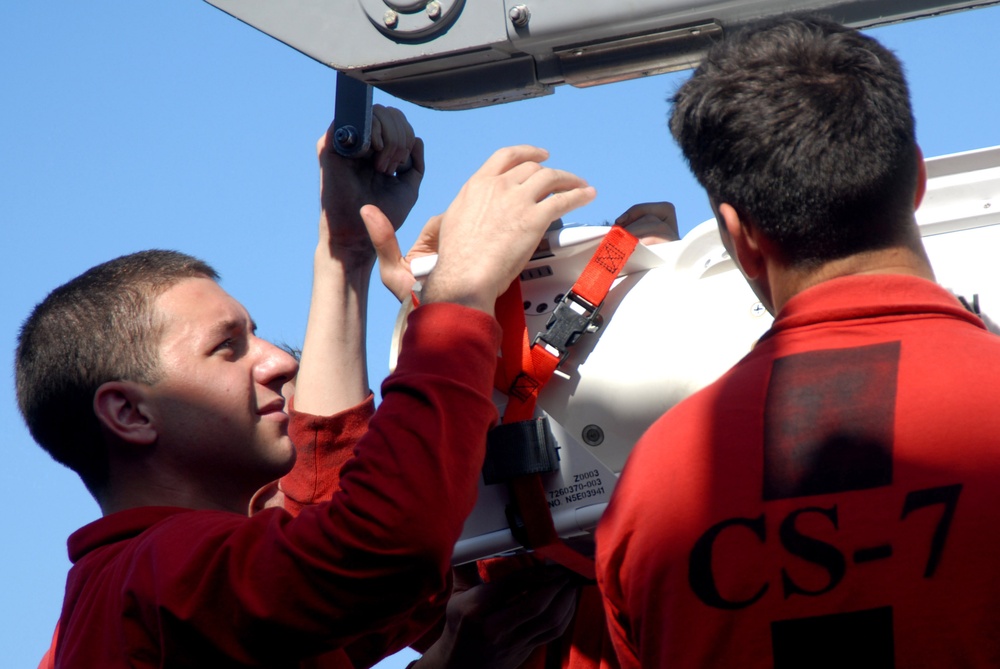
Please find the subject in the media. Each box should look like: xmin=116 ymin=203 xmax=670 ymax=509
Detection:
xmin=253 ymin=338 xmax=300 ymax=386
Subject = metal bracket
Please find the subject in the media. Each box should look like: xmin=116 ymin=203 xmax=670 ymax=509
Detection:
xmin=333 ymin=72 xmax=373 ymax=158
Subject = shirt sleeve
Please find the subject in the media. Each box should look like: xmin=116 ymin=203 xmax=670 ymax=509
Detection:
xmin=280 ymin=395 xmax=376 ymax=516
xmin=37 ymin=623 xmax=58 ymax=669
xmin=286 ymin=396 xmax=450 ymax=667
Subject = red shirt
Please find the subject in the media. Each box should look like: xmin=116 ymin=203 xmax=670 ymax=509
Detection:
xmin=598 ymin=275 xmax=1000 ymax=668
xmin=44 ymin=304 xmax=500 ymax=668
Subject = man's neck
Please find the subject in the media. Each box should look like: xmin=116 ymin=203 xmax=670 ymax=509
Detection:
xmin=768 ymin=240 xmax=935 ymax=315
xmin=99 ymin=467 xmax=254 ymax=516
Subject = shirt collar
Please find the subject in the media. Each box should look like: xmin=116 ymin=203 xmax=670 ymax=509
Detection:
xmin=67 ymin=507 xmax=194 ymax=563
xmin=762 ymin=274 xmax=986 ymax=343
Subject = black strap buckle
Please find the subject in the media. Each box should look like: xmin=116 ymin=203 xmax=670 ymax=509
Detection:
xmin=533 ymin=291 xmax=603 ymax=361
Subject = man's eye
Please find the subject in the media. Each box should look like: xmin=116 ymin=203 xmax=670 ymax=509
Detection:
xmin=214 ymin=339 xmax=237 ymax=354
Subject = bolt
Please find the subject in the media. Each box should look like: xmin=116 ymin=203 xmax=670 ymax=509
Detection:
xmin=426 ymin=1 xmax=441 ymax=19
xmin=334 ymin=126 xmax=358 ymax=149
xmin=509 ymin=4 xmax=531 ymax=28
xmin=383 ymin=9 xmax=399 ymax=28
xmin=582 ymin=424 xmax=604 ymax=447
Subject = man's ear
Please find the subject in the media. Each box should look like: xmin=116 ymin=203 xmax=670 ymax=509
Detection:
xmin=914 ymin=144 xmax=927 ymax=210
xmin=718 ymin=203 xmax=765 ymax=280
xmin=94 ymin=381 xmax=157 ymax=446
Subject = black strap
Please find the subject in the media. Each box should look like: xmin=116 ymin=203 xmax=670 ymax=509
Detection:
xmin=483 ymin=417 xmax=559 ymax=485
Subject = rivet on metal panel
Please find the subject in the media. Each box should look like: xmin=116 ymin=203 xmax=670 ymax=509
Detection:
xmin=426 ymin=1 xmax=441 ymax=19
xmin=383 ymin=9 xmax=399 ymax=28
xmin=509 ymin=4 xmax=531 ymax=28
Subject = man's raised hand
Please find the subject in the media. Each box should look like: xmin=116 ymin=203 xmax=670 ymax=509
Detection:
xmin=317 ymin=104 xmax=423 ymax=265
xmin=415 ymin=146 xmax=595 ymax=315
xmin=615 ymin=201 xmax=680 ymax=244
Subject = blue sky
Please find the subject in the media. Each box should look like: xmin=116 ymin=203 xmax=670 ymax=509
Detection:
xmin=4 ymin=2 xmax=1000 ymax=666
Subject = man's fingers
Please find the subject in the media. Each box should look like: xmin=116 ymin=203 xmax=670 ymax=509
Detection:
xmin=398 ymin=138 xmax=426 ymax=191
xmin=452 ymin=563 xmax=483 ymax=594
xmin=316 ymin=117 xmax=337 ymax=159
xmin=386 ymin=106 xmax=415 ymax=150
xmin=423 ymin=146 xmax=592 ymax=313
xmin=615 ymin=201 xmax=678 ymax=226
xmin=361 ymin=204 xmax=403 ymax=265
xmin=373 ymin=104 xmax=415 ymax=174
xmin=475 ymin=145 xmax=550 ymax=179
xmin=407 ymin=212 xmax=442 ymax=260
xmin=375 ymin=105 xmax=407 ymax=144
xmin=487 ymin=568 xmax=575 ymax=614
xmin=621 ymin=214 xmax=681 ymax=244
xmin=476 ymin=576 xmax=578 ymax=640
xmin=508 ymin=166 xmax=595 ymax=225
xmin=318 ymin=105 xmax=417 ymax=172
xmin=534 ymin=183 xmax=598 ymax=223
xmin=615 ymin=202 xmax=680 ymax=243
xmin=370 ymin=112 xmax=385 ymax=153
xmin=521 ymin=166 xmax=590 ymax=199
xmin=362 ymin=204 xmax=416 ymax=301
xmin=520 ymin=585 xmax=579 ymax=647
xmin=504 ymin=161 xmax=545 ymax=185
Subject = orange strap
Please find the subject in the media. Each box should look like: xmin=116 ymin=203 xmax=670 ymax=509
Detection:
xmin=494 ymin=281 xmax=560 ymax=422
xmin=497 ymin=225 xmax=639 ymax=420
xmin=573 ymin=224 xmax=641 ymax=306
xmin=494 ymin=226 xmax=639 ymax=580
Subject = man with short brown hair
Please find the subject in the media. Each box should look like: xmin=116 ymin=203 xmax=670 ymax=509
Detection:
xmin=20 ymin=106 xmax=596 ymax=667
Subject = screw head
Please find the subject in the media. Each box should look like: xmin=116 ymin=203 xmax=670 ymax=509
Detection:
xmin=334 ymin=126 xmax=358 ymax=148
xmin=509 ymin=4 xmax=531 ymax=28
xmin=582 ymin=424 xmax=604 ymax=447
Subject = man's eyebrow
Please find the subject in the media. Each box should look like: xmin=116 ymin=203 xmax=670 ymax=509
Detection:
xmin=209 ymin=317 xmax=251 ymax=337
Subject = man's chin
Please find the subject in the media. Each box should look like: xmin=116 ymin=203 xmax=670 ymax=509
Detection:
xmin=279 ymin=441 xmax=297 ymax=476
xmin=275 ymin=436 xmax=296 ymax=473
xmin=258 ymin=435 xmax=297 ymax=482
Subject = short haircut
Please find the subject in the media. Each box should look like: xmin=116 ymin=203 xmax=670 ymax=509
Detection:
xmin=276 ymin=342 xmax=302 ymax=362
xmin=15 ymin=250 xmax=218 ymax=496
xmin=670 ymin=16 xmax=919 ymax=267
